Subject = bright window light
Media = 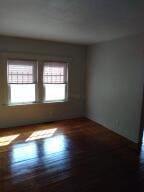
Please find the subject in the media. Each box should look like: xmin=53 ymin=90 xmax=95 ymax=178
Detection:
xmin=45 ymin=84 xmax=65 ymax=101
xmin=0 ymin=134 xmax=19 ymax=146
xmin=26 ymin=128 xmax=57 ymax=141
xmin=44 ymin=135 xmax=66 ymax=154
xmin=12 ymin=142 xmax=38 ymax=163
xmin=7 ymin=59 xmax=37 ymax=104
xmin=10 ymin=84 xmax=35 ymax=104
xmin=43 ymin=62 xmax=68 ymax=102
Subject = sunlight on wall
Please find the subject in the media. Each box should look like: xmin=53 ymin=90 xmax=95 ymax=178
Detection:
xmin=0 ymin=134 xmax=19 ymax=146
xmin=26 ymin=128 xmax=57 ymax=141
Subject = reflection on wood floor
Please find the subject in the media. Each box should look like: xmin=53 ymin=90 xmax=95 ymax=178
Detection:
xmin=0 ymin=118 xmax=143 ymax=192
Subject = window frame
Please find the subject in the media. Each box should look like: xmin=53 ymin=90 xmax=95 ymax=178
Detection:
xmin=0 ymin=53 xmax=70 ymax=106
xmin=7 ymin=59 xmax=38 ymax=105
xmin=43 ymin=61 xmax=69 ymax=103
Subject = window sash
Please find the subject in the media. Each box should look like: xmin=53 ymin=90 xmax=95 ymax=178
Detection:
xmin=44 ymin=83 xmax=67 ymax=101
xmin=43 ymin=62 xmax=68 ymax=84
xmin=7 ymin=59 xmax=37 ymax=84
xmin=9 ymin=84 xmax=36 ymax=104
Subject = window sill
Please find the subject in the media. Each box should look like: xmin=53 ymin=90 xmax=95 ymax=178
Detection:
xmin=7 ymin=102 xmax=37 ymax=106
xmin=44 ymin=99 xmax=68 ymax=104
xmin=5 ymin=100 xmax=68 ymax=107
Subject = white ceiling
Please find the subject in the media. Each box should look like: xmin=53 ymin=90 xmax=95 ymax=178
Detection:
xmin=0 ymin=0 xmax=144 ymax=44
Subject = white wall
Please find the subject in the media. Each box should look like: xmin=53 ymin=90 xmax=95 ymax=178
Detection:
xmin=86 ymin=33 xmax=144 ymax=143
xmin=0 ymin=36 xmax=87 ymax=128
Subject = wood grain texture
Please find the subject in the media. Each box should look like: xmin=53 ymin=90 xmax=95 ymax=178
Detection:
xmin=0 ymin=118 xmax=143 ymax=192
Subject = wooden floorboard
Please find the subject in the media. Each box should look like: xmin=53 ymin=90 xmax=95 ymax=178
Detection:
xmin=0 ymin=118 xmax=143 ymax=192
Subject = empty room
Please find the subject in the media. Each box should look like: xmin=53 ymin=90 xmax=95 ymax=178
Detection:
xmin=0 ymin=0 xmax=144 ymax=191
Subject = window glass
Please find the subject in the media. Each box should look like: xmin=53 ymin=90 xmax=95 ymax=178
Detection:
xmin=10 ymin=84 xmax=35 ymax=103
xmin=45 ymin=84 xmax=65 ymax=101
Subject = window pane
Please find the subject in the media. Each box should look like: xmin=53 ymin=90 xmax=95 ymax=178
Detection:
xmin=10 ymin=84 xmax=35 ymax=103
xmin=43 ymin=62 xmax=67 ymax=84
xmin=45 ymin=84 xmax=66 ymax=101
xmin=7 ymin=59 xmax=36 ymax=84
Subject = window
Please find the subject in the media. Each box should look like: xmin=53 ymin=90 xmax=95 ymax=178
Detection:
xmin=7 ymin=60 xmax=37 ymax=104
xmin=43 ymin=62 xmax=68 ymax=102
xmin=5 ymin=56 xmax=69 ymax=106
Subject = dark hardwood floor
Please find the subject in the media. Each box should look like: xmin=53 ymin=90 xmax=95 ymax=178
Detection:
xmin=0 ymin=118 xmax=143 ymax=192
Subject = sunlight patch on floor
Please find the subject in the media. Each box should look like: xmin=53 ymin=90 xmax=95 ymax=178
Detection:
xmin=26 ymin=128 xmax=57 ymax=142
xmin=0 ymin=134 xmax=20 ymax=146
